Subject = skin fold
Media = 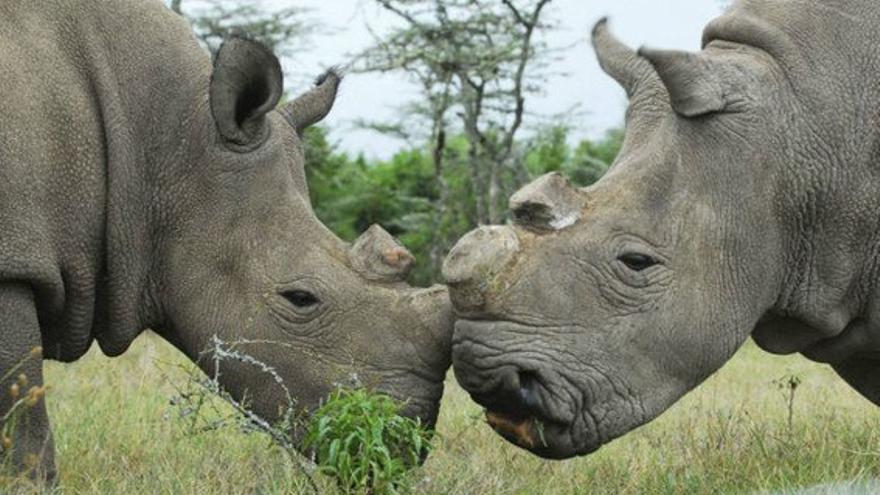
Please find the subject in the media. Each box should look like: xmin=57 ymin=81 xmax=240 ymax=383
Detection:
xmin=0 ymin=0 xmax=453 ymax=480
xmin=443 ymin=0 xmax=880 ymax=459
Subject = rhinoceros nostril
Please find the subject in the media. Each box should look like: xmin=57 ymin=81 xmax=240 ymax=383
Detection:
xmin=517 ymin=370 xmax=542 ymax=410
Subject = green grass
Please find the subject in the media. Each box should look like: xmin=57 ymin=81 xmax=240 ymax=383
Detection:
xmin=6 ymin=333 xmax=880 ymax=493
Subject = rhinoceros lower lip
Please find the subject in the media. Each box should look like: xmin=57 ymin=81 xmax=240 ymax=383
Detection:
xmin=485 ymin=410 xmax=539 ymax=448
xmin=486 ymin=409 xmax=593 ymax=460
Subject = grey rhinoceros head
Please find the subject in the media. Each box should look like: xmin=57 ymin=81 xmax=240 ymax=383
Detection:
xmin=442 ymin=18 xmax=792 ymax=458
xmin=154 ymin=38 xmax=452 ymax=439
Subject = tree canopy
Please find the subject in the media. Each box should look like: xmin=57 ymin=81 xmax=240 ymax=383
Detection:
xmin=168 ymin=0 xmax=623 ymax=285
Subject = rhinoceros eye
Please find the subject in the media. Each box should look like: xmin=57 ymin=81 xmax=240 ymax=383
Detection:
xmin=282 ymin=289 xmax=321 ymax=309
xmin=618 ymin=253 xmax=658 ymax=272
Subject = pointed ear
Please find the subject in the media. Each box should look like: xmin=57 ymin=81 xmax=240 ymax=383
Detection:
xmin=210 ymin=37 xmax=283 ymax=150
xmin=637 ymin=48 xmax=728 ymax=117
xmin=591 ymin=18 xmax=658 ymax=99
xmin=280 ymin=69 xmax=341 ymax=133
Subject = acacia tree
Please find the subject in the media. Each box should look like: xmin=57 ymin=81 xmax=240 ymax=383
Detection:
xmin=356 ymin=0 xmax=555 ymax=271
xmin=168 ymin=0 xmax=313 ymax=57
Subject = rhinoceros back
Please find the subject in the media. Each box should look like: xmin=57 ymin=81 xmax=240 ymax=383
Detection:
xmin=0 ymin=0 xmax=210 ymax=361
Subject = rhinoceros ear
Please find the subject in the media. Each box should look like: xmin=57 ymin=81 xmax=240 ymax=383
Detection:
xmin=637 ymin=48 xmax=728 ymax=117
xmin=591 ymin=18 xmax=658 ymax=98
xmin=280 ymin=69 xmax=342 ymax=134
xmin=209 ymin=37 xmax=283 ymax=150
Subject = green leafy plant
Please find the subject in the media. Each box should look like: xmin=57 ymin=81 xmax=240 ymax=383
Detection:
xmin=304 ymin=388 xmax=433 ymax=494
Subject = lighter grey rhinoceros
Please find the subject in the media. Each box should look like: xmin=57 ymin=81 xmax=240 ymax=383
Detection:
xmin=0 ymin=0 xmax=452 ymax=480
xmin=443 ymin=0 xmax=880 ymax=459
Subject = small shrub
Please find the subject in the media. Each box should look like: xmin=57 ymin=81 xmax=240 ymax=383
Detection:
xmin=304 ymin=388 xmax=433 ymax=494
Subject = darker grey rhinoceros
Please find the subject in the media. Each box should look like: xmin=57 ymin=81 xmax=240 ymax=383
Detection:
xmin=0 ymin=0 xmax=452 ymax=480
xmin=443 ymin=0 xmax=880 ymax=459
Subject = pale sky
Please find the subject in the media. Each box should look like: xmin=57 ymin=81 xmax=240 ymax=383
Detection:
xmin=273 ymin=0 xmax=726 ymax=159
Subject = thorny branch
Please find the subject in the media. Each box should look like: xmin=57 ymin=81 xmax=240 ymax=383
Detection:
xmin=163 ymin=336 xmax=320 ymax=493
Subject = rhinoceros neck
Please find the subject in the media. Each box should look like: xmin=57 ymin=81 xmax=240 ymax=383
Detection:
xmin=0 ymin=0 xmax=212 ymax=361
xmin=737 ymin=1 xmax=880 ymax=359
xmin=85 ymin=1 xmax=212 ymax=358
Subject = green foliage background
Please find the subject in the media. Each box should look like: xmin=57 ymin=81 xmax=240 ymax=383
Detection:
xmin=303 ymin=125 xmax=623 ymax=285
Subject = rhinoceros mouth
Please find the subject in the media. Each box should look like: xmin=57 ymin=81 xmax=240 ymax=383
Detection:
xmin=451 ymin=318 xmax=623 ymax=458
xmin=485 ymin=409 xmax=545 ymax=449
xmin=483 ymin=408 xmax=592 ymax=459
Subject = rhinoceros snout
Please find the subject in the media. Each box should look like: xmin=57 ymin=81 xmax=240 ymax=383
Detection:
xmin=441 ymin=225 xmax=520 ymax=313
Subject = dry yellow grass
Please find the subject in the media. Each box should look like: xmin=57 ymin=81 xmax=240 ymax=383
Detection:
xmin=3 ymin=332 xmax=880 ymax=493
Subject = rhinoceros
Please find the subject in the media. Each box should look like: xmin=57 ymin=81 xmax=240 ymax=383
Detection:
xmin=442 ymin=0 xmax=880 ymax=459
xmin=0 ymin=0 xmax=453 ymax=480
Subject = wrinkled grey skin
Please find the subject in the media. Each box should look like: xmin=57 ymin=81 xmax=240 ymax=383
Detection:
xmin=444 ymin=0 xmax=880 ymax=459
xmin=0 ymin=0 xmax=452 ymax=480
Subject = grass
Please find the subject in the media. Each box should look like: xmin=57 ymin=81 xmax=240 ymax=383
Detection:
xmin=5 ymin=332 xmax=880 ymax=493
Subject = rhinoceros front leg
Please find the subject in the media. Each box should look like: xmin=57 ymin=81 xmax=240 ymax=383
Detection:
xmin=0 ymin=283 xmax=55 ymax=482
